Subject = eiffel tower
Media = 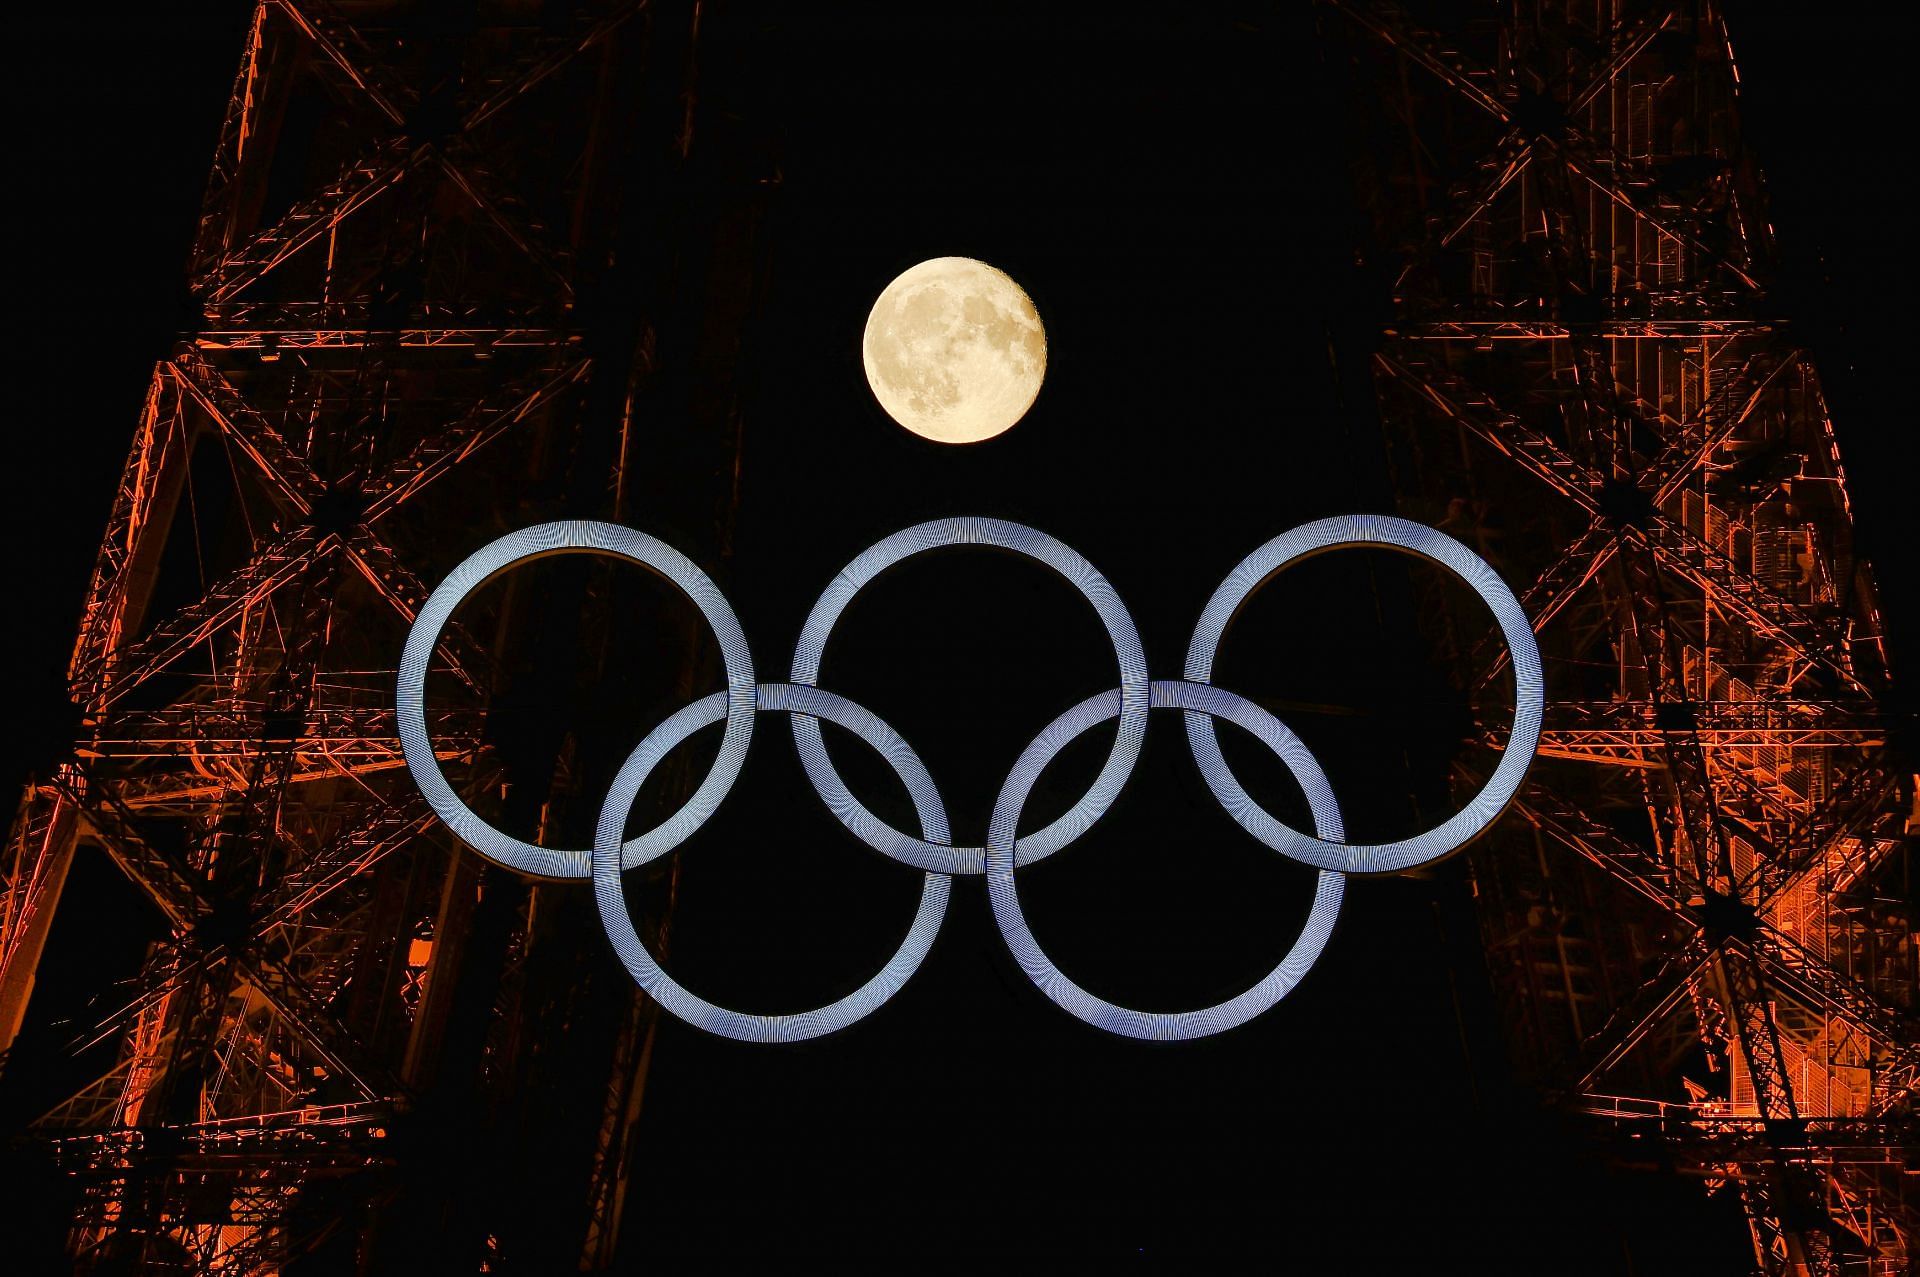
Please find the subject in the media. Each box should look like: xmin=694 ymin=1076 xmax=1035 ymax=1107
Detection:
xmin=3 ymin=3 xmax=1912 ymax=1274
xmin=1319 ymin=2 xmax=1915 ymax=1272
xmin=0 ymin=2 xmax=770 ymax=1269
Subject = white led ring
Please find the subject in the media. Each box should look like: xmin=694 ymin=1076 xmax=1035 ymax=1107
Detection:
xmin=789 ymin=517 xmax=1150 ymax=875
xmin=985 ymin=680 xmax=1345 ymax=1041
xmin=591 ymin=683 xmax=951 ymax=1043
xmin=395 ymin=512 xmax=1544 ymax=1042
xmin=396 ymin=520 xmax=756 ymax=878
xmin=1182 ymin=514 xmax=1543 ymax=875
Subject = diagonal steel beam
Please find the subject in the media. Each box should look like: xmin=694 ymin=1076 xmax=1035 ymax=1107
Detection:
xmin=170 ymin=350 xmax=326 ymax=511
xmin=340 ymin=531 xmax=492 ymax=694
xmin=1437 ymin=346 xmax=1782 ymax=696
xmin=1749 ymin=763 xmax=1901 ymax=909
xmin=460 ymin=2 xmax=649 ymax=133
xmin=274 ymin=0 xmax=410 ymax=126
xmin=211 ymin=2 xmax=620 ymax=306
xmin=67 ymin=795 xmax=435 ymax=1058
xmin=1509 ymin=793 xmax=1689 ymax=919
xmin=82 ymin=527 xmax=330 ymax=712
xmin=1336 ymin=2 xmax=1764 ymax=297
xmin=1565 ymin=7 xmax=1681 ymax=116
xmin=252 ymin=795 xmax=434 ymax=927
xmin=1636 ymin=520 xmax=1866 ymax=694
xmin=1471 ymin=520 xmax=1618 ymax=694
xmin=203 ymin=141 xmax=420 ymax=302
xmin=1558 ymin=150 xmax=1762 ymax=292
xmin=1568 ymin=935 xmax=1716 ymax=1094
xmin=52 ymin=767 xmax=393 ymax=1101
xmin=1376 ymin=349 xmax=1603 ymax=513
xmin=1326 ymin=0 xmax=1508 ymax=121
xmin=1744 ymin=929 xmax=1920 ymax=1113
xmin=433 ymin=151 xmax=576 ymax=297
xmin=362 ymin=358 xmax=591 ymax=520
xmin=1498 ymin=774 xmax=1916 ymax=1116
xmin=1380 ymin=349 xmax=1869 ymax=691
xmin=1651 ymin=352 xmax=1800 ymax=507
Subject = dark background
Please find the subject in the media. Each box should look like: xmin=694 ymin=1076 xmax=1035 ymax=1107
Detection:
xmin=8 ymin=4 xmax=1909 ymax=1271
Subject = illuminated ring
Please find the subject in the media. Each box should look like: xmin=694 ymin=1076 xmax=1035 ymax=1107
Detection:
xmin=790 ymin=517 xmax=1149 ymax=875
xmin=1182 ymin=513 xmax=1543 ymax=875
xmin=592 ymin=683 xmax=951 ymax=1043
xmin=985 ymin=680 xmax=1345 ymax=1041
xmin=396 ymin=520 xmax=756 ymax=879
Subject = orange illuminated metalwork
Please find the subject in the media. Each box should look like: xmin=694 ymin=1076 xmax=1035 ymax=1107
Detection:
xmin=0 ymin=2 xmax=1911 ymax=1273
xmin=1324 ymin=2 xmax=1916 ymax=1272
xmin=0 ymin=2 xmax=716 ymax=1269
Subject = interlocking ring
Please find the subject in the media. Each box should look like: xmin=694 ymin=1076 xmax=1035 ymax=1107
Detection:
xmin=985 ymin=680 xmax=1345 ymax=1041
xmin=396 ymin=520 xmax=756 ymax=879
xmin=398 ymin=513 xmax=1542 ymax=1042
xmin=1183 ymin=514 xmax=1544 ymax=874
xmin=789 ymin=516 xmax=1150 ymax=876
xmin=593 ymin=684 xmax=952 ymax=1044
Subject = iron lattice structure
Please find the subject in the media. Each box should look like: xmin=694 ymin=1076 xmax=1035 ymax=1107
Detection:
xmin=1 ymin=1 xmax=768 ymax=1270
xmin=1322 ymin=2 xmax=1916 ymax=1273
xmin=4 ymin=2 xmax=1914 ymax=1273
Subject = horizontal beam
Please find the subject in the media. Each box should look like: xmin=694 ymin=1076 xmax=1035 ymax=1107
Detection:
xmin=1396 ymin=319 xmax=1771 ymax=341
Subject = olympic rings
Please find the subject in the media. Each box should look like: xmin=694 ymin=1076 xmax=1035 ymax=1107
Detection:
xmin=398 ymin=513 xmax=1542 ymax=1042
xmin=789 ymin=516 xmax=1150 ymax=876
xmin=985 ymin=680 xmax=1345 ymax=1041
xmin=593 ymin=684 xmax=951 ymax=1044
xmin=396 ymin=520 xmax=756 ymax=879
xmin=1183 ymin=515 xmax=1544 ymax=874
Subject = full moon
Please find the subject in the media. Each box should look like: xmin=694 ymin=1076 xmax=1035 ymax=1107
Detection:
xmin=861 ymin=257 xmax=1046 ymax=444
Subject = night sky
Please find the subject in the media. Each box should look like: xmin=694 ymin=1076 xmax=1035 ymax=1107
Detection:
xmin=9 ymin=5 xmax=1911 ymax=1271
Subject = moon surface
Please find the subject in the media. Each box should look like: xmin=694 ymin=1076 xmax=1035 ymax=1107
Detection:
xmin=862 ymin=257 xmax=1047 ymax=444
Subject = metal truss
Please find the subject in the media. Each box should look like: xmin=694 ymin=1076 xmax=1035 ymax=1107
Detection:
xmin=6 ymin=1 xmax=1909 ymax=1271
xmin=0 ymin=2 xmax=734 ymax=1270
xmin=1325 ymin=2 xmax=1916 ymax=1273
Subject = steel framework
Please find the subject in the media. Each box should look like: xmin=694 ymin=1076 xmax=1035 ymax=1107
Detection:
xmin=1321 ymin=2 xmax=1916 ymax=1273
xmin=1 ymin=1 xmax=768 ymax=1269
xmin=6 ymin=3 xmax=1914 ymax=1273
